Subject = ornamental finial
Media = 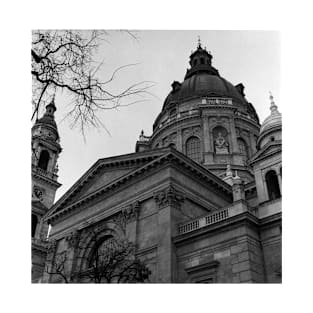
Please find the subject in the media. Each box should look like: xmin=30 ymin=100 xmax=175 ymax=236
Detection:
xmin=197 ymin=35 xmax=201 ymax=48
xmin=269 ymin=91 xmax=278 ymax=114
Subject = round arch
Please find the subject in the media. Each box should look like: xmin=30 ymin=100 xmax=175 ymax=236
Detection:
xmin=265 ymin=170 xmax=281 ymax=200
xmin=237 ymin=137 xmax=249 ymax=163
xmin=38 ymin=150 xmax=50 ymax=171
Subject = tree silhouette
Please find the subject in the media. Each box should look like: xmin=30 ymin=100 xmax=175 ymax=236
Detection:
xmin=32 ymin=30 xmax=153 ymax=134
xmin=45 ymin=230 xmax=150 ymax=283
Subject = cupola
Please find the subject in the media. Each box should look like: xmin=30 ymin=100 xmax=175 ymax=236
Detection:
xmin=185 ymin=37 xmax=219 ymax=79
xmin=258 ymin=93 xmax=282 ymax=149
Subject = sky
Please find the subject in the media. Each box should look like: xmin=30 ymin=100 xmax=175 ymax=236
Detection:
xmin=47 ymin=30 xmax=280 ymax=200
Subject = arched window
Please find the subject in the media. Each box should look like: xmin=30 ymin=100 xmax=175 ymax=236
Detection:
xmin=200 ymin=57 xmax=204 ymax=64
xmin=265 ymin=170 xmax=281 ymax=200
xmin=32 ymin=214 xmax=38 ymax=237
xmin=186 ymin=136 xmax=201 ymax=163
xmin=193 ymin=59 xmax=198 ymax=66
xmin=237 ymin=138 xmax=249 ymax=163
xmin=38 ymin=150 xmax=50 ymax=171
xmin=89 ymin=235 xmax=117 ymax=268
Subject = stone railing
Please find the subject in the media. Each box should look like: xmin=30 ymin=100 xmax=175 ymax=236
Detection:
xmin=178 ymin=207 xmax=230 ymax=235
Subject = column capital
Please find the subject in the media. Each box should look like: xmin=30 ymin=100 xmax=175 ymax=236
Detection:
xmin=65 ymin=230 xmax=80 ymax=249
xmin=154 ymin=185 xmax=185 ymax=210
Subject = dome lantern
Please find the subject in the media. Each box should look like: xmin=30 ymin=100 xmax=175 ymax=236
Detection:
xmin=185 ymin=38 xmax=217 ymax=79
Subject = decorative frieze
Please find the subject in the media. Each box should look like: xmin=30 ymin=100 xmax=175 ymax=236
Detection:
xmin=154 ymin=185 xmax=185 ymax=209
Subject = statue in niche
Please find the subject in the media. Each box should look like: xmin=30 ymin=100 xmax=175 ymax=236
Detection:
xmin=215 ymin=132 xmax=229 ymax=154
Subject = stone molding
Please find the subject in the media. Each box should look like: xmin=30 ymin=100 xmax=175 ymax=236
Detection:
xmin=47 ymin=151 xmax=232 ymax=224
xmin=154 ymin=185 xmax=185 ymax=209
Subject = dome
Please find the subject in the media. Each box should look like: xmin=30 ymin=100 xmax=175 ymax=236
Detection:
xmin=161 ymin=43 xmax=252 ymax=113
xmin=259 ymin=94 xmax=282 ymax=134
xmin=177 ymin=72 xmax=245 ymax=102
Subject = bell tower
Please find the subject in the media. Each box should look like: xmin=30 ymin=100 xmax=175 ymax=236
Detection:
xmin=32 ymin=98 xmax=62 ymax=282
xmin=32 ymin=97 xmax=62 ymax=210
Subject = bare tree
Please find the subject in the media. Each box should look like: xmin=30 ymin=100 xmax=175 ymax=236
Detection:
xmin=45 ymin=231 xmax=150 ymax=283
xmin=32 ymin=30 xmax=153 ymax=134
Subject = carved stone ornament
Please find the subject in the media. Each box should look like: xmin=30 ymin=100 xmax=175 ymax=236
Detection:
xmin=154 ymin=185 xmax=185 ymax=209
xmin=182 ymin=128 xmax=190 ymax=138
xmin=47 ymin=240 xmax=57 ymax=253
xmin=113 ymin=201 xmax=140 ymax=232
xmin=214 ymin=132 xmax=229 ymax=154
xmin=32 ymin=185 xmax=45 ymax=201
xmin=65 ymin=230 xmax=80 ymax=249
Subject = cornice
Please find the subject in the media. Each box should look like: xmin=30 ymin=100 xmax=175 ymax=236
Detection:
xmin=234 ymin=114 xmax=260 ymax=129
xmin=151 ymin=114 xmax=200 ymax=141
xmin=32 ymin=170 xmax=62 ymax=188
xmin=46 ymin=149 xmax=233 ymax=225
xmin=249 ymin=141 xmax=282 ymax=165
xmin=47 ymin=150 xmax=167 ymax=218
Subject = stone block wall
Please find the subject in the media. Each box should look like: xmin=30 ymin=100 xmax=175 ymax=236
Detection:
xmin=260 ymin=223 xmax=282 ymax=283
xmin=176 ymin=222 xmax=265 ymax=283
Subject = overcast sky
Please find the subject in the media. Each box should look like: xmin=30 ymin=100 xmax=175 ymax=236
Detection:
xmin=49 ymin=30 xmax=280 ymax=200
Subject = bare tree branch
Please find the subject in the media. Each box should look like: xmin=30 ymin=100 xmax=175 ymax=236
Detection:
xmin=32 ymin=30 xmax=154 ymax=134
xmin=45 ymin=228 xmax=150 ymax=283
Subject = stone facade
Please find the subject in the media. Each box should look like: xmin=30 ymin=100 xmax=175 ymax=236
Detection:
xmin=33 ymin=42 xmax=282 ymax=283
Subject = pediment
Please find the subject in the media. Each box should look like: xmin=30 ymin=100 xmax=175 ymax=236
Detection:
xmin=46 ymin=149 xmax=168 ymax=218
xmin=249 ymin=141 xmax=281 ymax=165
xmin=46 ymin=148 xmax=233 ymax=224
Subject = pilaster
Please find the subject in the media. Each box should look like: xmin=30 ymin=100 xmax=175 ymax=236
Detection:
xmin=154 ymin=185 xmax=184 ymax=283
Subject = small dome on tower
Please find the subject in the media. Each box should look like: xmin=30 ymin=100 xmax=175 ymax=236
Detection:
xmin=258 ymin=93 xmax=282 ymax=149
xmin=260 ymin=93 xmax=282 ymax=134
xmin=32 ymin=97 xmax=60 ymax=141
xmin=32 ymin=97 xmax=59 ymax=141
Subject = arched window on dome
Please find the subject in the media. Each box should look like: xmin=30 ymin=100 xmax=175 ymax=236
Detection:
xmin=237 ymin=138 xmax=249 ymax=163
xmin=200 ymin=57 xmax=205 ymax=64
xmin=186 ymin=136 xmax=201 ymax=163
xmin=38 ymin=150 xmax=50 ymax=171
xmin=265 ymin=170 xmax=281 ymax=200
xmin=32 ymin=214 xmax=38 ymax=238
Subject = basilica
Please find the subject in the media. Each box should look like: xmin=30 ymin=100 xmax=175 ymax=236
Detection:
xmin=31 ymin=41 xmax=282 ymax=283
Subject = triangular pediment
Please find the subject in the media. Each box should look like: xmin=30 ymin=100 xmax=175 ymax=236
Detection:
xmin=46 ymin=149 xmax=168 ymax=218
xmin=249 ymin=141 xmax=281 ymax=165
xmin=46 ymin=148 xmax=233 ymax=224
